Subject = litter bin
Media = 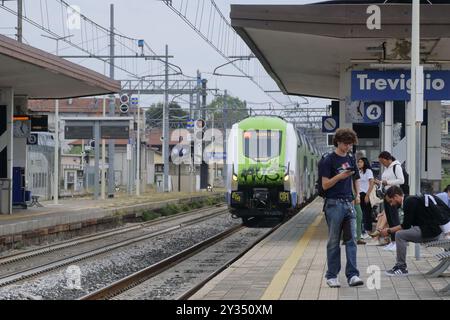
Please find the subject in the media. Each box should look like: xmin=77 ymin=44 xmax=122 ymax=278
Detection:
xmin=25 ymin=190 xmax=31 ymax=202
xmin=0 ymin=178 xmax=11 ymax=214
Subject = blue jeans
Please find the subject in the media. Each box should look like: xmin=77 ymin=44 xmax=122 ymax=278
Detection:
xmin=324 ymin=198 xmax=360 ymax=281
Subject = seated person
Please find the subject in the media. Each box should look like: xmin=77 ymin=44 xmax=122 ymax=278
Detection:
xmin=381 ymin=186 xmax=442 ymax=276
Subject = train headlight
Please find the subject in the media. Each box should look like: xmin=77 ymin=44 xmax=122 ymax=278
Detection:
xmin=284 ymin=174 xmax=289 ymax=182
xmin=232 ymin=174 xmax=238 ymax=182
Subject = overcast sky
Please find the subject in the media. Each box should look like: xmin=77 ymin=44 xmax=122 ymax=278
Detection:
xmin=0 ymin=0 xmax=330 ymax=109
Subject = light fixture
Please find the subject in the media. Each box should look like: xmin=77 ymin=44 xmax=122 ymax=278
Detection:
xmin=369 ymin=63 xmax=439 ymax=69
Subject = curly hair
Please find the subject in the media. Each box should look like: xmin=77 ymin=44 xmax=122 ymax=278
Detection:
xmin=333 ymin=128 xmax=358 ymax=147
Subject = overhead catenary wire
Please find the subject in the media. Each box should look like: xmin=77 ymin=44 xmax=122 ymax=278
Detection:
xmin=0 ymin=0 xmax=179 ymax=81
xmin=162 ymin=0 xmax=299 ymax=108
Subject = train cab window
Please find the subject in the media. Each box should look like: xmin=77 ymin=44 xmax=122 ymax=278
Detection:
xmin=243 ymin=130 xmax=282 ymax=161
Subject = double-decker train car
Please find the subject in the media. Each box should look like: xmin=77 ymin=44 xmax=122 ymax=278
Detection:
xmin=226 ymin=116 xmax=320 ymax=225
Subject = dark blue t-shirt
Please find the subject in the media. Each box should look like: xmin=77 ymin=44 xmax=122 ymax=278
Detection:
xmin=318 ymin=152 xmax=359 ymax=200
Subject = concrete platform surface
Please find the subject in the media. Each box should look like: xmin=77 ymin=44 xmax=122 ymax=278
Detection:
xmin=191 ymin=199 xmax=450 ymax=300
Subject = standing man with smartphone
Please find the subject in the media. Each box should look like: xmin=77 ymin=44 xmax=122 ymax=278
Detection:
xmin=319 ymin=128 xmax=364 ymax=288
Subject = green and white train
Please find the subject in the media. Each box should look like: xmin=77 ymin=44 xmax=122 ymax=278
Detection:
xmin=226 ymin=116 xmax=320 ymax=224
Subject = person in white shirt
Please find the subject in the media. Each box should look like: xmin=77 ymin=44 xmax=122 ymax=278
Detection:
xmin=374 ymin=151 xmax=404 ymax=252
xmin=357 ymin=157 xmax=374 ymax=238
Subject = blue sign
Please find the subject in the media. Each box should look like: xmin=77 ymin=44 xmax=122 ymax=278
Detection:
xmin=186 ymin=118 xmax=194 ymax=128
xmin=352 ymin=71 xmax=450 ymax=101
xmin=131 ymin=97 xmax=138 ymax=105
xmin=206 ymin=152 xmax=226 ymax=161
xmin=363 ymin=102 xmax=384 ymax=123
xmin=322 ymin=116 xmax=339 ymax=133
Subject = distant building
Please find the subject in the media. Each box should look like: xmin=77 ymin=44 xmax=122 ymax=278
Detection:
xmin=28 ymin=97 xmax=149 ymax=197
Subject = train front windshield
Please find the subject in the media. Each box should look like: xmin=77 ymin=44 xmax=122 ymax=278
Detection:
xmin=243 ymin=130 xmax=282 ymax=161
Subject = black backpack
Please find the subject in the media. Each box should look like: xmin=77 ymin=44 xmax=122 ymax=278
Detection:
xmin=418 ymin=194 xmax=450 ymax=226
xmin=393 ymin=163 xmax=410 ymax=195
xmin=316 ymin=152 xmax=331 ymax=198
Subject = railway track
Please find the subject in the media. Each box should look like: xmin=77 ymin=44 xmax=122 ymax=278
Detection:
xmin=0 ymin=204 xmax=226 ymax=266
xmin=176 ymin=219 xmax=285 ymax=300
xmin=0 ymin=205 xmax=229 ymax=288
xmin=80 ymin=225 xmax=245 ymax=300
xmin=80 ymin=217 xmax=286 ymax=300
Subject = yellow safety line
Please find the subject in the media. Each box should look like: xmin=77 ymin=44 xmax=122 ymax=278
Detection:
xmin=261 ymin=213 xmax=323 ymax=300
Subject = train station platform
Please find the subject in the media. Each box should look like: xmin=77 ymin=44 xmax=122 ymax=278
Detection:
xmin=0 ymin=190 xmax=224 ymax=250
xmin=191 ymin=199 xmax=450 ymax=300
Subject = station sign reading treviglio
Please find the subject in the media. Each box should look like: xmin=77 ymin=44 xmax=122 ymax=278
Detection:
xmin=352 ymin=71 xmax=450 ymax=101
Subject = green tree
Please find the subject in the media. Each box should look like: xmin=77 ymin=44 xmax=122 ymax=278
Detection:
xmin=66 ymin=145 xmax=82 ymax=155
xmin=207 ymin=95 xmax=249 ymax=128
xmin=145 ymin=102 xmax=188 ymax=128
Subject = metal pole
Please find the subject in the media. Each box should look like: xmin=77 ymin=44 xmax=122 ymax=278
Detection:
xmin=212 ymin=109 xmax=215 ymax=186
xmin=223 ymin=90 xmax=228 ymax=182
xmin=196 ymin=70 xmax=201 ymax=120
xmin=94 ymin=121 xmax=100 ymax=199
xmin=411 ymin=0 xmax=421 ymax=259
xmin=127 ymin=145 xmax=131 ymax=194
xmin=189 ymin=94 xmax=193 ymax=121
xmin=108 ymin=4 xmax=115 ymax=198
xmin=163 ymin=44 xmax=169 ymax=192
xmin=201 ymin=78 xmax=208 ymax=190
xmin=17 ymin=0 xmax=22 ymax=43
xmin=178 ymin=163 xmax=181 ymax=192
xmin=202 ymin=79 xmax=207 ymax=123
xmin=101 ymin=96 xmax=106 ymax=199
xmin=52 ymin=38 xmax=61 ymax=205
xmin=136 ymin=88 xmax=141 ymax=196
xmin=409 ymin=0 xmax=419 ymax=196
xmin=128 ymin=119 xmax=134 ymax=195
xmin=53 ymin=99 xmax=59 ymax=204
xmin=189 ymin=93 xmax=194 ymax=192
xmin=82 ymin=139 xmax=87 ymax=191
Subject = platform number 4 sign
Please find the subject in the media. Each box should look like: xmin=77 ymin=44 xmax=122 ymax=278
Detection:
xmin=364 ymin=102 xmax=384 ymax=123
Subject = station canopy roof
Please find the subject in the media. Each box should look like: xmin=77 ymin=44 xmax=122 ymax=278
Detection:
xmin=231 ymin=0 xmax=450 ymax=99
xmin=0 ymin=34 xmax=120 ymax=99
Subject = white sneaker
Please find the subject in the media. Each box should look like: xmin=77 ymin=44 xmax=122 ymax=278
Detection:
xmin=387 ymin=243 xmax=397 ymax=251
xmin=361 ymin=233 xmax=370 ymax=240
xmin=348 ymin=275 xmax=364 ymax=287
xmin=326 ymin=278 xmax=341 ymax=288
xmin=383 ymin=243 xmax=393 ymax=251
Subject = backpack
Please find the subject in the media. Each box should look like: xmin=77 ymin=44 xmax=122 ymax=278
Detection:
xmin=418 ymin=194 xmax=450 ymax=226
xmin=316 ymin=153 xmax=331 ymax=198
xmin=393 ymin=163 xmax=410 ymax=195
